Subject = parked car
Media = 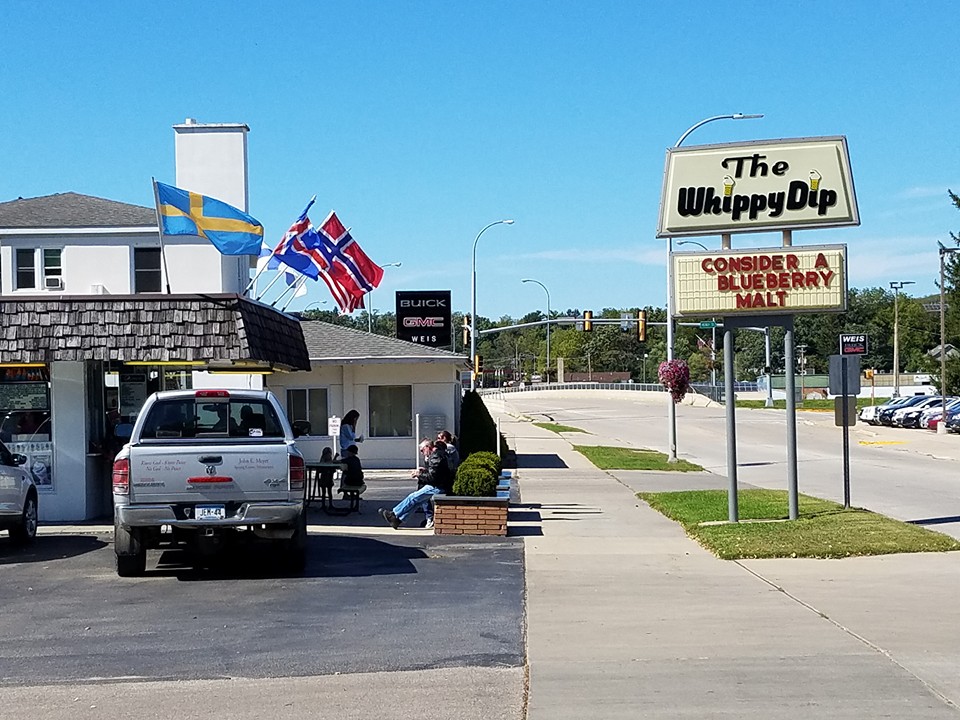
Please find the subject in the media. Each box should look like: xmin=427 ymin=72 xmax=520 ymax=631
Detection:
xmin=878 ymin=395 xmax=935 ymax=426
xmin=892 ymin=396 xmax=945 ymax=428
xmin=0 ymin=440 xmax=38 ymax=543
xmin=919 ymin=398 xmax=960 ymax=429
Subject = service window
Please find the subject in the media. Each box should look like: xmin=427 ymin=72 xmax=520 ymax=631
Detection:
xmin=368 ymin=385 xmax=412 ymax=438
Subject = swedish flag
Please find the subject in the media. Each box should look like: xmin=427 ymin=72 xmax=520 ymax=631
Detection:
xmin=155 ymin=181 xmax=264 ymax=256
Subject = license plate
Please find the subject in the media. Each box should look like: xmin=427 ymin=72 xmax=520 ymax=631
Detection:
xmin=195 ymin=505 xmax=225 ymax=520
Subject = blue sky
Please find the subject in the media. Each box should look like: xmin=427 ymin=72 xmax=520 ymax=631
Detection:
xmin=3 ymin=1 xmax=958 ymax=319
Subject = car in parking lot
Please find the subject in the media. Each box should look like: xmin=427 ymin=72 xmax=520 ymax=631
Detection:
xmin=919 ymin=398 xmax=960 ymax=429
xmin=877 ymin=395 xmax=936 ymax=426
xmin=0 ymin=440 xmax=38 ymax=543
xmin=892 ymin=396 xmax=945 ymax=428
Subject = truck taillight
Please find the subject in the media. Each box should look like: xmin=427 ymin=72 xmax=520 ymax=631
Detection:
xmin=195 ymin=390 xmax=230 ymax=398
xmin=289 ymin=454 xmax=305 ymax=492
xmin=112 ymin=458 xmax=130 ymax=495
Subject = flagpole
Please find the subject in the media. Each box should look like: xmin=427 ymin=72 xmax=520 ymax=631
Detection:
xmin=271 ymin=273 xmax=303 ymax=308
xmin=253 ymin=269 xmax=287 ymax=303
xmin=151 ymin=177 xmax=173 ymax=294
xmin=279 ymin=276 xmax=309 ymax=311
xmin=243 ymin=195 xmax=317 ymax=296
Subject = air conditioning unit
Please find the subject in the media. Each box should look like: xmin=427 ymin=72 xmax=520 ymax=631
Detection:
xmin=44 ymin=277 xmax=63 ymax=290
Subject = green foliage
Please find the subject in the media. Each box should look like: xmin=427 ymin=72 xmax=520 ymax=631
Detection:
xmin=452 ymin=462 xmax=498 ymax=497
xmin=574 ymin=445 xmax=703 ymax=472
xmin=640 ymin=489 xmax=960 ymax=559
xmin=459 ymin=391 xmax=498 ymax=459
xmin=463 ymin=450 xmax=502 ymax=476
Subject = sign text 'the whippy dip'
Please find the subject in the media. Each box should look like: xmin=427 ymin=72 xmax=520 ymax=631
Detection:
xmin=657 ymin=137 xmax=859 ymax=237
xmin=671 ymin=245 xmax=848 ymax=317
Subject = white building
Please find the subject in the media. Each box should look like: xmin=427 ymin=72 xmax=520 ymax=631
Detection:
xmin=0 ymin=119 xmax=465 ymax=521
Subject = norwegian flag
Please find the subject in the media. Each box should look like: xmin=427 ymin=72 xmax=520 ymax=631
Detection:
xmin=314 ymin=211 xmax=384 ymax=301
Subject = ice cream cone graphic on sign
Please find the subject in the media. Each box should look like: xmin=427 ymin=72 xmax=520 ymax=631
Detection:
xmin=809 ymin=170 xmax=821 ymax=191
xmin=722 ymin=175 xmax=735 ymax=197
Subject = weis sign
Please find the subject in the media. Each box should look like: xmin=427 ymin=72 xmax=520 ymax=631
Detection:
xmin=671 ymin=244 xmax=847 ymax=317
xmin=657 ymin=137 xmax=858 ymax=237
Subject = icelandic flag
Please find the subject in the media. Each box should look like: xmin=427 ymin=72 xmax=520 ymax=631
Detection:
xmin=155 ymin=181 xmax=263 ymax=255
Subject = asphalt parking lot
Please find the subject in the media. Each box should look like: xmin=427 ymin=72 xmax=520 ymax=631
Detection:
xmin=0 ymin=525 xmax=524 ymax=686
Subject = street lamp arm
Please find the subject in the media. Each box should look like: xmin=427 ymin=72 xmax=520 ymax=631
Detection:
xmin=676 ymin=240 xmax=709 ymax=251
xmin=470 ymin=219 xmax=515 ymax=391
xmin=675 ymin=113 xmax=764 ymax=147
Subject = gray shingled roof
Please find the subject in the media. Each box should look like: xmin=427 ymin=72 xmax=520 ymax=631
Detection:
xmin=0 ymin=294 xmax=309 ymax=370
xmin=0 ymin=192 xmax=156 ymax=229
xmin=299 ymin=320 xmax=467 ymax=364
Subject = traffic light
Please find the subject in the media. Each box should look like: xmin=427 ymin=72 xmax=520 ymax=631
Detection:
xmin=583 ymin=310 xmax=593 ymax=332
xmin=865 ymin=368 xmax=874 ymax=380
xmin=637 ymin=310 xmax=647 ymax=342
xmin=474 ymin=354 xmax=483 ymax=374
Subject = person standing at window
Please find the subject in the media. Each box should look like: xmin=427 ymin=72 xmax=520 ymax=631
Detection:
xmin=339 ymin=409 xmax=364 ymax=456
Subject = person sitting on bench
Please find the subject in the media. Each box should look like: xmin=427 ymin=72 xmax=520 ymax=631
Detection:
xmin=338 ymin=444 xmax=366 ymax=510
xmin=379 ymin=439 xmax=452 ymax=530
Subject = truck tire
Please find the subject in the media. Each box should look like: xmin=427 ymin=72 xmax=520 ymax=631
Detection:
xmin=284 ymin=512 xmax=307 ymax=573
xmin=115 ymin=522 xmax=146 ymax=577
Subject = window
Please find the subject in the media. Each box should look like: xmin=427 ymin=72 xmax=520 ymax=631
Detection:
xmin=43 ymin=249 xmax=62 ymax=286
xmin=15 ymin=249 xmax=35 ymax=289
xmin=286 ymin=388 xmax=328 ymax=434
xmin=368 ymin=385 xmax=412 ymax=438
xmin=134 ymin=248 xmax=162 ymax=293
xmin=139 ymin=398 xmax=285 ymax=440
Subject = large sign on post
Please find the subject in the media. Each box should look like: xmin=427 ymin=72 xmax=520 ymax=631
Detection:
xmin=395 ymin=290 xmax=452 ymax=348
xmin=671 ymin=244 xmax=848 ymax=317
xmin=657 ymin=136 xmax=859 ymax=238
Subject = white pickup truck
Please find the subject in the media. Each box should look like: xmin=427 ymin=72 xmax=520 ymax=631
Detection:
xmin=112 ymin=389 xmax=306 ymax=577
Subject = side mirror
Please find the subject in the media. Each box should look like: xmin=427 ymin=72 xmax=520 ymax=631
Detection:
xmin=11 ymin=453 xmax=27 ymax=466
xmin=115 ymin=423 xmax=133 ymax=440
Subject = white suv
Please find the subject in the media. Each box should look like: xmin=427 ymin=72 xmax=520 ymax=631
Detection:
xmin=0 ymin=440 xmax=38 ymax=543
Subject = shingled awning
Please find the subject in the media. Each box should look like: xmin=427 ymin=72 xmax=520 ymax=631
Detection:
xmin=0 ymin=294 xmax=310 ymax=371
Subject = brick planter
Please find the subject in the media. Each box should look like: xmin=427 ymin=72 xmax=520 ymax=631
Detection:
xmin=433 ymin=496 xmax=508 ymax=536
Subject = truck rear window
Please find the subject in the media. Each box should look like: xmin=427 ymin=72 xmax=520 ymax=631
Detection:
xmin=139 ymin=398 xmax=285 ymax=440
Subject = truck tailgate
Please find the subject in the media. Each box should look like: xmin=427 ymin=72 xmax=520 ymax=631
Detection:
xmin=128 ymin=442 xmax=291 ymax=503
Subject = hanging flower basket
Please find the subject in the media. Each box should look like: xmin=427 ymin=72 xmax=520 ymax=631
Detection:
xmin=658 ymin=359 xmax=691 ymax=404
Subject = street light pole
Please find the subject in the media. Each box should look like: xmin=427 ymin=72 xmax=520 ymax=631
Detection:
xmin=471 ymin=220 xmax=514 ymax=391
xmin=938 ymin=245 xmax=958 ymax=434
xmin=889 ymin=280 xmax=915 ymax=397
xmin=521 ymin=278 xmax=551 ymax=383
xmin=665 ymin=113 xmax=763 ymax=461
xmin=368 ymin=262 xmax=402 ymax=334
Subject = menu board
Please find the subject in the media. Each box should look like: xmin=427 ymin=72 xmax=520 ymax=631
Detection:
xmin=119 ymin=373 xmax=148 ymax=417
xmin=0 ymin=383 xmax=49 ymax=411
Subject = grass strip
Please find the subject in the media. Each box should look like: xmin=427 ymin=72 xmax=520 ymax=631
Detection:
xmin=534 ymin=422 xmax=587 ymax=434
xmin=639 ymin=489 xmax=960 ymax=559
xmin=575 ymin=445 xmax=703 ymax=472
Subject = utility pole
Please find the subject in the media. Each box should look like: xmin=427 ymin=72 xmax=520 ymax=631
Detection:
xmin=890 ymin=280 xmax=915 ymax=397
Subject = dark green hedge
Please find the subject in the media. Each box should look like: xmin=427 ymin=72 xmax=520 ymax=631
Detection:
xmin=452 ymin=462 xmax=498 ymax=497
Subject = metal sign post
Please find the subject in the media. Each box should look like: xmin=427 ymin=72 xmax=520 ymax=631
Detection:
xmin=830 ymin=351 xmax=860 ymax=509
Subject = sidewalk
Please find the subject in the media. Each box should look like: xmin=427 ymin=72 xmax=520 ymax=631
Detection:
xmin=505 ymin=414 xmax=960 ymax=719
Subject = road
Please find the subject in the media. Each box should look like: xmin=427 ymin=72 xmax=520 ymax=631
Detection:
xmin=0 ymin=478 xmax=525 ymax=720
xmin=496 ymin=389 xmax=960 ymax=539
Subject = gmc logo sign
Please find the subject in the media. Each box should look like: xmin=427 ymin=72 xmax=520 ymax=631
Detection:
xmin=403 ymin=317 xmax=445 ymax=327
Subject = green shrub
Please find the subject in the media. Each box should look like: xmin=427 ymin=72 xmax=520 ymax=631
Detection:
xmin=459 ymin=391 xmax=498 ymax=459
xmin=463 ymin=450 xmax=501 ymax=477
xmin=452 ymin=463 xmax=498 ymax=497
